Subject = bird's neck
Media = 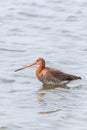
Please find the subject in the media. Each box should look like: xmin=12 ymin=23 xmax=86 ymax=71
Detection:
xmin=36 ymin=65 xmax=45 ymax=77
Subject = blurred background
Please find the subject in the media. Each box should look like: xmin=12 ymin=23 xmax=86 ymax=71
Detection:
xmin=0 ymin=0 xmax=87 ymax=130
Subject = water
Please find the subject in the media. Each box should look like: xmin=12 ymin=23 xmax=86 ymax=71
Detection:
xmin=0 ymin=0 xmax=87 ymax=129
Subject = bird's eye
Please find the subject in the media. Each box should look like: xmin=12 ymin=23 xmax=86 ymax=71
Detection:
xmin=37 ymin=60 xmax=39 ymax=62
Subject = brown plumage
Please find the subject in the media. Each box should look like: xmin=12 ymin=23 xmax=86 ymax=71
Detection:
xmin=15 ymin=58 xmax=81 ymax=85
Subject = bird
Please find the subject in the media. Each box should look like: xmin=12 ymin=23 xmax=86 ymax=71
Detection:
xmin=15 ymin=58 xmax=81 ymax=86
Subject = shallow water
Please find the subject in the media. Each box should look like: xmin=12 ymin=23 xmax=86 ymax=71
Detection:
xmin=0 ymin=0 xmax=87 ymax=130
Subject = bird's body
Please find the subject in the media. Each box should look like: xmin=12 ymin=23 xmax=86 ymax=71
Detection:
xmin=15 ymin=58 xmax=81 ymax=85
xmin=35 ymin=64 xmax=81 ymax=85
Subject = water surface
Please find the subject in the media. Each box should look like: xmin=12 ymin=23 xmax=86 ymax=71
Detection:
xmin=0 ymin=0 xmax=87 ymax=130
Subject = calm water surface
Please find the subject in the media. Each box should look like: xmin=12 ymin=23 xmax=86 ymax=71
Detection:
xmin=0 ymin=0 xmax=87 ymax=130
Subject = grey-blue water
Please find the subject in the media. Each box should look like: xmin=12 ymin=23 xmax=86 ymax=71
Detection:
xmin=0 ymin=0 xmax=87 ymax=130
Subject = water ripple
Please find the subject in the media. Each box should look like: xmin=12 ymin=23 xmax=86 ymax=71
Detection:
xmin=18 ymin=12 xmax=55 ymax=19
xmin=0 ymin=48 xmax=25 ymax=53
xmin=0 ymin=78 xmax=15 ymax=84
xmin=0 ymin=126 xmax=7 ymax=130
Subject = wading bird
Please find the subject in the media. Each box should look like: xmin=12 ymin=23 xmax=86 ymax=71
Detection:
xmin=15 ymin=58 xmax=81 ymax=85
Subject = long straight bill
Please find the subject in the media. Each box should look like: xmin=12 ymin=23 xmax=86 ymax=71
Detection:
xmin=15 ymin=62 xmax=36 ymax=72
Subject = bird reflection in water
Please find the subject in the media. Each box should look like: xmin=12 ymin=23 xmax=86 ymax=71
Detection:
xmin=38 ymin=109 xmax=61 ymax=115
xmin=37 ymin=91 xmax=61 ymax=115
xmin=36 ymin=84 xmax=66 ymax=115
xmin=40 ymin=83 xmax=70 ymax=90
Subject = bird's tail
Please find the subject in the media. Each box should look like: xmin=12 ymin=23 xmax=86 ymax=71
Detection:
xmin=67 ymin=74 xmax=81 ymax=80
